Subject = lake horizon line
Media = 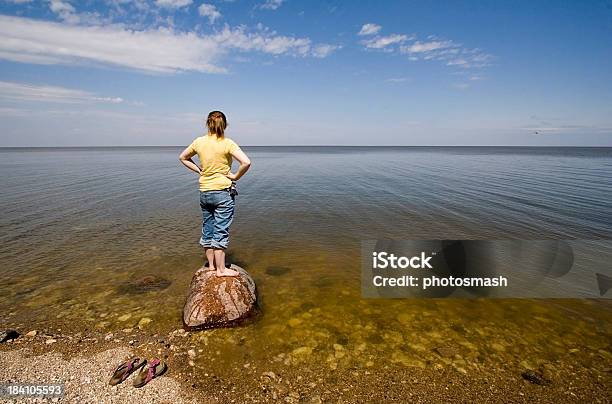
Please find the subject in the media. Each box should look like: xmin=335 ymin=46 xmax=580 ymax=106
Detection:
xmin=1 ymin=145 xmax=612 ymax=149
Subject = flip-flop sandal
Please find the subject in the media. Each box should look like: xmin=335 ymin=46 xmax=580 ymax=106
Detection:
xmin=133 ymin=358 xmax=167 ymax=388
xmin=108 ymin=357 xmax=147 ymax=386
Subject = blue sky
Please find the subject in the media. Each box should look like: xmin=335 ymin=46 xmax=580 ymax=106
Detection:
xmin=0 ymin=0 xmax=610 ymax=146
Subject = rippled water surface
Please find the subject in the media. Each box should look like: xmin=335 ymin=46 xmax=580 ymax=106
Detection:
xmin=1 ymin=146 xmax=611 ymax=385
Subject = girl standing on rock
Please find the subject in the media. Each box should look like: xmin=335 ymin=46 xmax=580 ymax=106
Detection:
xmin=179 ymin=111 xmax=251 ymax=277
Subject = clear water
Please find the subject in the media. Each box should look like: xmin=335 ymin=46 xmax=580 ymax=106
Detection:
xmin=1 ymin=146 xmax=611 ymax=384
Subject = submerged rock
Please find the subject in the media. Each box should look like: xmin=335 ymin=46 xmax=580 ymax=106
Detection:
xmin=183 ymin=265 xmax=257 ymax=330
xmin=137 ymin=317 xmax=152 ymax=329
xmin=521 ymin=369 xmax=550 ymax=385
xmin=265 ymin=266 xmax=291 ymax=276
xmin=434 ymin=346 xmax=458 ymax=358
xmin=119 ymin=275 xmax=171 ymax=294
xmin=117 ymin=314 xmax=132 ymax=322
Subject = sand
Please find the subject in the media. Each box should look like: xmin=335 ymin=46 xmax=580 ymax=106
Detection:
xmin=0 ymin=347 xmax=198 ymax=404
xmin=1 ymin=326 xmax=610 ymax=403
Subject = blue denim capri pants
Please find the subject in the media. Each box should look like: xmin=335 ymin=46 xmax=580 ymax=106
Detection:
xmin=199 ymin=190 xmax=235 ymax=250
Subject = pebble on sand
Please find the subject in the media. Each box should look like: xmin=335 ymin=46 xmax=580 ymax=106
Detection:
xmin=521 ymin=369 xmax=550 ymax=385
xmin=261 ymin=371 xmax=277 ymax=380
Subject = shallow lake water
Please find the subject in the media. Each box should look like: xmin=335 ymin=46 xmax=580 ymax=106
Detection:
xmin=1 ymin=146 xmax=611 ymax=394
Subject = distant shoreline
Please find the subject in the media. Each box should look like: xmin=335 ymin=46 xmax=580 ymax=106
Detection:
xmin=1 ymin=145 xmax=611 ymax=149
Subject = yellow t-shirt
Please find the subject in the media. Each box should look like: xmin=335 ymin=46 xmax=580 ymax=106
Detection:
xmin=186 ymin=135 xmax=241 ymax=191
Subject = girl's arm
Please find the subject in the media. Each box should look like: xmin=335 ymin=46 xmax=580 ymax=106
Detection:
xmin=179 ymin=147 xmax=201 ymax=175
xmin=226 ymin=148 xmax=251 ymax=181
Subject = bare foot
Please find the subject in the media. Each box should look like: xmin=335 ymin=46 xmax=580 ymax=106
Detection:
xmin=203 ymin=263 xmax=216 ymax=272
xmin=216 ymin=266 xmax=239 ymax=277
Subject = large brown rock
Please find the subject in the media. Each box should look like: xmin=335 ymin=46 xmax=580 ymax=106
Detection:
xmin=183 ymin=265 xmax=257 ymax=330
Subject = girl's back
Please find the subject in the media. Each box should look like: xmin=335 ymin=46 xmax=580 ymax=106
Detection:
xmin=187 ymin=135 xmax=240 ymax=191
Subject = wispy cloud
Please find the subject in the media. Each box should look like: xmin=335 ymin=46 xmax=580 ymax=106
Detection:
xmin=400 ymin=37 xmax=492 ymax=69
xmin=48 ymin=0 xmax=107 ymax=25
xmin=358 ymin=24 xmax=492 ymax=72
xmin=155 ymin=0 xmax=193 ymax=8
xmin=311 ymin=43 xmax=340 ymax=58
xmin=0 ymin=15 xmax=338 ymax=74
xmin=358 ymin=23 xmax=381 ymax=36
xmin=357 ymin=23 xmax=410 ymax=50
xmin=198 ymin=3 xmax=221 ymax=24
xmin=361 ymin=34 xmax=409 ymax=50
xmin=258 ymin=0 xmax=284 ymax=10
xmin=0 ymin=81 xmax=125 ymax=104
xmin=384 ymin=77 xmax=409 ymax=83
xmin=401 ymin=40 xmax=453 ymax=54
xmin=49 ymin=0 xmax=78 ymax=23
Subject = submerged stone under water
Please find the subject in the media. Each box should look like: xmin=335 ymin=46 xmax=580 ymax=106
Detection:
xmin=118 ymin=275 xmax=172 ymax=294
xmin=265 ymin=266 xmax=292 ymax=276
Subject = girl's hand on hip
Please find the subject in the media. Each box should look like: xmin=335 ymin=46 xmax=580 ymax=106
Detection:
xmin=225 ymin=172 xmax=238 ymax=181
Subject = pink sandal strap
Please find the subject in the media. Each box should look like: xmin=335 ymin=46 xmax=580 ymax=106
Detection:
xmin=144 ymin=359 xmax=161 ymax=384
xmin=115 ymin=358 xmax=139 ymax=382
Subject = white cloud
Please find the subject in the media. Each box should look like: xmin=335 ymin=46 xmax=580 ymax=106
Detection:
xmin=401 ymin=40 xmax=453 ymax=53
xmin=198 ymin=3 xmax=221 ymax=23
xmin=358 ymin=23 xmax=381 ymax=36
xmin=384 ymin=77 xmax=409 ymax=83
xmin=361 ymin=34 xmax=408 ymax=50
xmin=0 ymin=81 xmax=124 ymax=104
xmin=49 ymin=0 xmax=79 ymax=24
xmin=155 ymin=0 xmax=192 ymax=8
xmin=311 ymin=44 xmax=340 ymax=58
xmin=47 ymin=0 xmax=108 ymax=25
xmin=0 ymin=15 xmax=338 ymax=74
xmin=258 ymin=0 xmax=284 ymax=10
xmin=399 ymin=38 xmax=492 ymax=70
xmin=357 ymin=26 xmax=492 ymax=72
